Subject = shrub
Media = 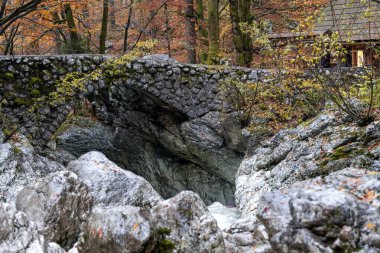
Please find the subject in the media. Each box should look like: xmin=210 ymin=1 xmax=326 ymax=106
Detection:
xmin=221 ymin=73 xmax=324 ymax=132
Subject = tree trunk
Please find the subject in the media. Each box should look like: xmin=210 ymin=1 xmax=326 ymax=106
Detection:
xmin=110 ymin=0 xmax=116 ymax=29
xmin=196 ymin=0 xmax=208 ymax=63
xmin=207 ymin=0 xmax=219 ymax=64
xmin=64 ymin=4 xmax=83 ymax=54
xmin=3 ymin=24 xmax=19 ymax=55
xmin=99 ymin=0 xmax=109 ymax=54
xmin=229 ymin=0 xmax=253 ymax=67
xmin=51 ymin=11 xmax=65 ymax=54
xmin=185 ymin=0 xmax=196 ymax=63
xmin=81 ymin=3 xmax=91 ymax=52
xmin=164 ymin=3 xmax=171 ymax=57
xmin=123 ymin=1 xmax=133 ymax=53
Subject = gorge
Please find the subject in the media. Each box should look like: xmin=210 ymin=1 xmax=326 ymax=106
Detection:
xmin=0 ymin=55 xmax=380 ymax=253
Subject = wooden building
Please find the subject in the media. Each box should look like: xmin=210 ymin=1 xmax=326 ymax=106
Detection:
xmin=269 ymin=0 xmax=380 ymax=67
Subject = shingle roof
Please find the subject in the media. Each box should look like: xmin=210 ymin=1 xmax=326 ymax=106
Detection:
xmin=269 ymin=0 xmax=380 ymax=42
xmin=314 ymin=0 xmax=380 ymax=41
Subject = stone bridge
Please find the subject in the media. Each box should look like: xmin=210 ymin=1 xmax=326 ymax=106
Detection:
xmin=0 ymin=54 xmax=261 ymax=146
xmin=1 ymin=54 xmax=264 ymax=205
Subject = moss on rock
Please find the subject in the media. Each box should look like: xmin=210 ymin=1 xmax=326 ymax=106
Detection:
xmin=29 ymin=77 xmax=42 ymax=86
xmin=14 ymin=97 xmax=32 ymax=106
xmin=30 ymin=89 xmax=41 ymax=96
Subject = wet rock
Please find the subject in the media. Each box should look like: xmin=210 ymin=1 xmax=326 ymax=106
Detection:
xmin=55 ymin=120 xmax=118 ymax=158
xmin=15 ymin=171 xmax=93 ymax=249
xmin=42 ymin=149 xmax=76 ymax=166
xmin=67 ymin=151 xmax=162 ymax=208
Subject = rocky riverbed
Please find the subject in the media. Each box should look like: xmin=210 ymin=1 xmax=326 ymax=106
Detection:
xmin=1 ymin=107 xmax=380 ymax=253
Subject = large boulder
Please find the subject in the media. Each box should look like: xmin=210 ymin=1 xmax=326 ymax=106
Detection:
xmin=234 ymin=109 xmax=380 ymax=252
xmin=222 ymin=218 xmax=271 ymax=253
xmin=150 ymin=191 xmax=225 ymax=253
xmin=256 ymin=191 xmax=292 ymax=237
xmin=236 ymin=111 xmax=380 ymax=218
xmin=66 ymin=151 xmax=162 ymax=208
xmin=15 ymin=171 xmax=93 ymax=249
xmin=0 ymin=133 xmax=64 ymax=204
xmin=257 ymin=171 xmax=380 ymax=252
xmin=79 ymin=205 xmax=151 ymax=253
xmin=0 ymin=203 xmax=65 ymax=253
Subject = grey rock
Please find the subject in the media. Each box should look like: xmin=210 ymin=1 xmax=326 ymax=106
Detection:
xmin=289 ymin=188 xmax=366 ymax=231
xmin=42 ymin=149 xmax=76 ymax=166
xmin=56 ymin=119 xmax=118 ymax=157
xmin=57 ymin=111 xmax=237 ymax=205
xmin=0 ymin=134 xmax=64 ymax=204
xmin=15 ymin=171 xmax=93 ymax=249
xmin=271 ymin=228 xmax=333 ymax=253
xmin=142 ymin=54 xmax=178 ymax=63
xmin=222 ymin=218 xmax=270 ymax=253
xmin=236 ymin=111 xmax=380 ymax=218
xmin=257 ymin=175 xmax=380 ymax=252
xmin=151 ymin=191 xmax=225 ymax=253
xmin=67 ymin=151 xmax=162 ymax=208
xmin=79 ymin=205 xmax=151 ymax=253
xmin=221 ymin=112 xmax=248 ymax=153
xmin=0 ymin=203 xmax=65 ymax=253
xmin=181 ymin=121 xmax=224 ymax=149
xmin=234 ymin=110 xmax=380 ymax=252
xmin=256 ymin=190 xmax=291 ymax=236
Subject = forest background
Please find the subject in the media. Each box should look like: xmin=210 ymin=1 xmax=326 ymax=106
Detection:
xmin=0 ymin=0 xmax=326 ymax=67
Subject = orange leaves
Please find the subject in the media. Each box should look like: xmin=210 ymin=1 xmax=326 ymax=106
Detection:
xmin=338 ymin=177 xmax=378 ymax=204
xmin=0 ymin=0 xmax=330 ymax=64
xmin=98 ymin=227 xmax=103 ymax=238
xmin=359 ymin=190 xmax=377 ymax=202
xmin=366 ymin=222 xmax=377 ymax=230
xmin=132 ymin=223 xmax=140 ymax=231
xmin=89 ymin=227 xmax=104 ymax=238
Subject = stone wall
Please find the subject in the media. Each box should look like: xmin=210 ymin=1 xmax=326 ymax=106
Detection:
xmin=0 ymin=55 xmax=108 ymax=147
xmin=0 ymin=54 xmax=262 ymax=147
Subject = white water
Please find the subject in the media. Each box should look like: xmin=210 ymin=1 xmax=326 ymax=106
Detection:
xmin=208 ymin=202 xmax=240 ymax=230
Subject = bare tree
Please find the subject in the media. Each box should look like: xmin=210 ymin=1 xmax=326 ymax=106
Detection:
xmin=0 ymin=0 xmax=43 ymax=35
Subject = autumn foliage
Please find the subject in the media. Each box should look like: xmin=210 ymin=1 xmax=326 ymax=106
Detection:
xmin=0 ymin=0 xmax=326 ymax=65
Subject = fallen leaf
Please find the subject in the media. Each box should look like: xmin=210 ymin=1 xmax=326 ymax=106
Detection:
xmin=98 ymin=228 xmax=103 ymax=238
xmin=360 ymin=190 xmax=377 ymax=202
xmin=132 ymin=223 xmax=140 ymax=231
xmin=366 ymin=223 xmax=376 ymax=230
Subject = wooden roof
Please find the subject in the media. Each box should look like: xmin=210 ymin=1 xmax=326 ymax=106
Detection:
xmin=269 ymin=0 xmax=380 ymax=42
xmin=314 ymin=0 xmax=380 ymax=41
